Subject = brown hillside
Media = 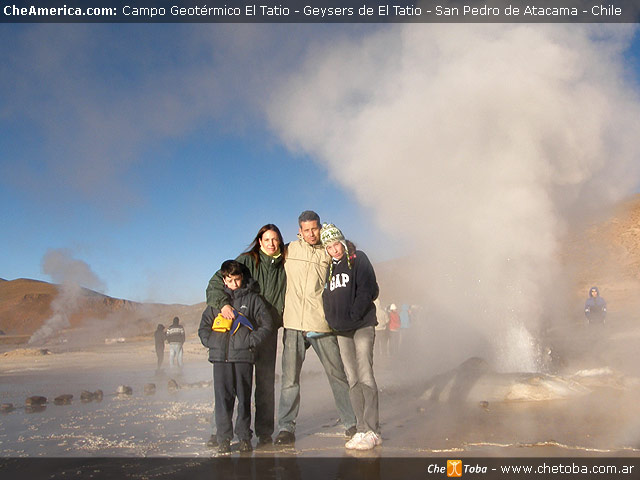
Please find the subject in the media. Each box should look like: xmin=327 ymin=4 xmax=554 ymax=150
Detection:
xmin=0 ymin=278 xmax=204 ymax=341
xmin=563 ymin=194 xmax=640 ymax=313
xmin=0 ymin=278 xmax=140 ymax=335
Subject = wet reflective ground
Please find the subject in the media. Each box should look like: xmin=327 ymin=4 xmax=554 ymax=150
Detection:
xmin=2 ymin=330 xmax=640 ymax=460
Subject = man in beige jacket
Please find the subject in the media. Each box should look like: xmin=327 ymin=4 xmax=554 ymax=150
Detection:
xmin=274 ymin=211 xmax=356 ymax=445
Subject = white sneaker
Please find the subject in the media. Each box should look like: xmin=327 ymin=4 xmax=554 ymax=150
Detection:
xmin=345 ymin=432 xmax=366 ymax=449
xmin=354 ymin=431 xmax=382 ymax=450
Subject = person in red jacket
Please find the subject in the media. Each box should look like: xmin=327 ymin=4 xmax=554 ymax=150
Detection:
xmin=388 ymin=304 xmax=401 ymax=355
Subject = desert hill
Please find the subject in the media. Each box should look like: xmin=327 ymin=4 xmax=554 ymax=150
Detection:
xmin=0 ymin=278 xmax=204 ymax=343
xmin=563 ymin=194 xmax=640 ymax=314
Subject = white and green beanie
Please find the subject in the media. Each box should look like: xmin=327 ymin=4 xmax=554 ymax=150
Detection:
xmin=321 ymin=223 xmax=353 ymax=278
xmin=320 ymin=223 xmax=345 ymax=247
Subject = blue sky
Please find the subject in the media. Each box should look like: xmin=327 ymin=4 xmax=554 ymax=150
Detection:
xmin=2 ymin=23 xmax=640 ymax=305
xmin=0 ymin=24 xmax=397 ymax=304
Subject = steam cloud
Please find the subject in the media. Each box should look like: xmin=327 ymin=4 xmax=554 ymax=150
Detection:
xmin=29 ymin=249 xmax=105 ymax=345
xmin=266 ymin=24 xmax=640 ymax=372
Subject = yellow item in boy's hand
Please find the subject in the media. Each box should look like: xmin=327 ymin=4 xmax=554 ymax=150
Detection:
xmin=212 ymin=314 xmax=233 ymax=332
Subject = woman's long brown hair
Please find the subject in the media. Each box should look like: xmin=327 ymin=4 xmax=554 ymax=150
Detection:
xmin=242 ymin=224 xmax=286 ymax=266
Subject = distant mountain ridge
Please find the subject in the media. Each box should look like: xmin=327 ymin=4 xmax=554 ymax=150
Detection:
xmin=4 ymin=194 xmax=640 ymax=339
xmin=0 ymin=278 xmax=203 ymax=338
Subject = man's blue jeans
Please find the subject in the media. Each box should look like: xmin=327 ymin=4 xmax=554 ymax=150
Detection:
xmin=277 ymin=329 xmax=356 ymax=433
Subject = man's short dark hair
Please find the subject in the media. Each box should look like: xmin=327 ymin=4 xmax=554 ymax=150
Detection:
xmin=220 ymin=260 xmax=244 ymax=278
xmin=298 ymin=210 xmax=320 ymax=226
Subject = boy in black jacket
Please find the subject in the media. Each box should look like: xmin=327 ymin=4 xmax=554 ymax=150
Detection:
xmin=199 ymin=260 xmax=273 ymax=454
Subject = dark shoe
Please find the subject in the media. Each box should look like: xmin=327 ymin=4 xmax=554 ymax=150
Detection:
xmin=238 ymin=439 xmax=253 ymax=453
xmin=217 ymin=439 xmax=231 ymax=454
xmin=257 ymin=436 xmax=273 ymax=449
xmin=345 ymin=426 xmax=357 ymax=439
xmin=206 ymin=435 xmax=218 ymax=448
xmin=274 ymin=430 xmax=295 ymax=445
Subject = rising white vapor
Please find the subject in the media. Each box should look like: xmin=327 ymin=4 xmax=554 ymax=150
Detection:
xmin=29 ymin=249 xmax=106 ymax=344
xmin=266 ymin=24 xmax=640 ymax=372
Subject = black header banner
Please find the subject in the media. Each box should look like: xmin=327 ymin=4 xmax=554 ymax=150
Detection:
xmin=1 ymin=0 xmax=639 ymax=23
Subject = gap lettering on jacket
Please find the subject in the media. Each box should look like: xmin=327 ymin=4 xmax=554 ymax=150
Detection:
xmin=329 ymin=272 xmax=350 ymax=291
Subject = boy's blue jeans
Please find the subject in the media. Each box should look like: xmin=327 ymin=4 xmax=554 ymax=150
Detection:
xmin=277 ymin=328 xmax=356 ymax=434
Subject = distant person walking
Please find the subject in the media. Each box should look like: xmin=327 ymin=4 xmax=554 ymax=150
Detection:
xmin=585 ymin=286 xmax=607 ymax=325
xmin=321 ymin=223 xmax=382 ymax=450
xmin=166 ymin=317 xmax=185 ymax=368
xmin=154 ymin=324 xmax=165 ymax=369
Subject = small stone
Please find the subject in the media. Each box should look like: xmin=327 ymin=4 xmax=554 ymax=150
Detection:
xmin=93 ymin=389 xmax=104 ymax=402
xmin=143 ymin=383 xmax=156 ymax=395
xmin=116 ymin=385 xmax=133 ymax=395
xmin=0 ymin=403 xmax=15 ymax=413
xmin=54 ymin=394 xmax=73 ymax=405
xmin=80 ymin=390 xmax=94 ymax=402
xmin=25 ymin=396 xmax=47 ymax=406
xmin=167 ymin=379 xmax=180 ymax=392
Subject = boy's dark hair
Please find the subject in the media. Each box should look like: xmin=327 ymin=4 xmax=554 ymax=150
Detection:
xmin=220 ymin=259 xmax=244 ymax=278
xmin=298 ymin=210 xmax=320 ymax=226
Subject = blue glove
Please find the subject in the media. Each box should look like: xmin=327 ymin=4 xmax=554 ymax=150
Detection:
xmin=305 ymin=331 xmax=330 ymax=339
xmin=231 ymin=311 xmax=254 ymax=335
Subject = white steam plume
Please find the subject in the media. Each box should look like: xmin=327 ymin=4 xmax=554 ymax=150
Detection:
xmin=266 ymin=24 xmax=640 ymax=372
xmin=29 ymin=249 xmax=105 ymax=345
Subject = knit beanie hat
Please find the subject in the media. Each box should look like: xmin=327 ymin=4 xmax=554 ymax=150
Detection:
xmin=320 ymin=223 xmax=345 ymax=247
xmin=321 ymin=223 xmax=353 ymax=279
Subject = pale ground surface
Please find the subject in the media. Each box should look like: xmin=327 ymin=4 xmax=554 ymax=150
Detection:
xmin=2 ymin=319 xmax=640 ymax=460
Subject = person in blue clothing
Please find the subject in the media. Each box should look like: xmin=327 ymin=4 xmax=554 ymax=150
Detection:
xmin=320 ymin=223 xmax=382 ymax=451
xmin=399 ymin=304 xmax=411 ymax=346
xmin=584 ymin=286 xmax=607 ymax=325
xmin=199 ymin=260 xmax=273 ymax=454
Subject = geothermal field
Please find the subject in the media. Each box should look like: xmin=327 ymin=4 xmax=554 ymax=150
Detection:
xmin=3 ymin=198 xmax=640 ymax=477
xmin=1 ymin=314 xmax=640 ymax=460
xmin=2 ymin=206 xmax=640 ymax=464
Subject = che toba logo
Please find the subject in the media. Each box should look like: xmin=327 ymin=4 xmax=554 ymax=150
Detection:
xmin=447 ymin=459 xmax=463 ymax=477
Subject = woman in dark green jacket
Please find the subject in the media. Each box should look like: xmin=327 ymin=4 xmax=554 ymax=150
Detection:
xmin=206 ymin=224 xmax=286 ymax=448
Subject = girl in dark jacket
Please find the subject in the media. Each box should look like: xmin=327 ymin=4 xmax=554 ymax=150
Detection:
xmin=320 ymin=223 xmax=381 ymax=451
xmin=199 ymin=260 xmax=273 ymax=454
